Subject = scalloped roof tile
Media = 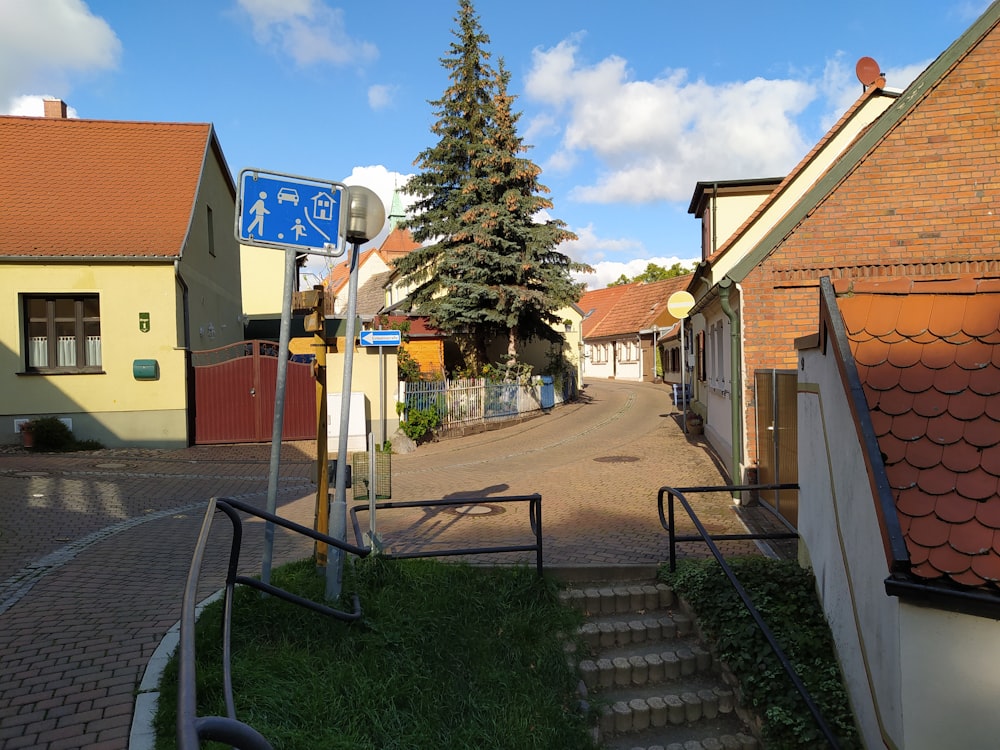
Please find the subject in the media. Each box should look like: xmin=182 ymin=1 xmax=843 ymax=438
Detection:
xmin=839 ymin=277 xmax=1000 ymax=591
xmin=0 ymin=114 xmax=216 ymax=259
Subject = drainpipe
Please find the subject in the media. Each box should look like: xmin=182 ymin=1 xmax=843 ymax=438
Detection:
xmin=174 ymin=259 xmax=190 ymax=349
xmin=175 ymin=260 xmax=193 ymax=444
xmin=719 ymin=277 xmax=742 ymax=499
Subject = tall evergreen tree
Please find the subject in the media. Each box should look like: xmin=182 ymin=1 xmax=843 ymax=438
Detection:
xmin=396 ymin=0 xmax=588 ymax=371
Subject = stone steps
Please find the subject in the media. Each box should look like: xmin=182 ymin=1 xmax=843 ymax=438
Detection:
xmin=559 ymin=578 xmax=759 ymax=750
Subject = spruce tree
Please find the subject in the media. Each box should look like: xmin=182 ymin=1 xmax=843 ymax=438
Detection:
xmin=396 ymin=0 xmax=587 ymax=372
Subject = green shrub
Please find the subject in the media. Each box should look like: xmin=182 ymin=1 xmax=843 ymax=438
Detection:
xmin=26 ymin=417 xmax=75 ymax=451
xmin=23 ymin=416 xmax=104 ymax=452
xmin=400 ymin=404 xmax=441 ymax=442
xmin=660 ymin=557 xmax=861 ymax=749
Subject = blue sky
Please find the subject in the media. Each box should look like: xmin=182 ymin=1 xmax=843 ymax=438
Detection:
xmin=0 ymin=0 xmax=993 ymax=287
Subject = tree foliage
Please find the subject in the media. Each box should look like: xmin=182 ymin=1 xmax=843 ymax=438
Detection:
xmin=608 ymin=261 xmax=695 ymax=287
xmin=394 ymin=0 xmax=589 ymax=372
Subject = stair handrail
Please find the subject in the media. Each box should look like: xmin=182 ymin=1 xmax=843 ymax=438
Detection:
xmin=178 ymin=496 xmax=370 ymax=750
xmin=658 ymin=483 xmax=841 ymax=749
xmin=349 ymin=493 xmax=544 ymax=576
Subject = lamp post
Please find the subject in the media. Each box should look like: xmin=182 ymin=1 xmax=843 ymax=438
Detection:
xmin=327 ymin=185 xmax=385 ymax=601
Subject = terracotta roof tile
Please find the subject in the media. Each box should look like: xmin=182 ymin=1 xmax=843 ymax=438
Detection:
xmin=578 ymin=284 xmax=629 ymax=338
xmin=839 ymin=277 xmax=1000 ymax=591
xmin=0 ymin=115 xmax=214 ymax=258
xmin=580 ymin=277 xmax=691 ymax=340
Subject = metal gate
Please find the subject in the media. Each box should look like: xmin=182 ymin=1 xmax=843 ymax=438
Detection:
xmin=755 ymin=369 xmax=799 ymax=526
xmin=192 ymin=340 xmax=315 ymax=444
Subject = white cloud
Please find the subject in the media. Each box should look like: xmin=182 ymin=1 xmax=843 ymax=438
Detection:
xmin=237 ymin=0 xmax=377 ymax=67
xmin=525 ymin=38 xmax=815 ymax=204
xmin=367 ymin=84 xmax=396 ymax=110
xmin=7 ymin=94 xmax=79 ymax=117
xmin=0 ymin=0 xmax=119 ymax=113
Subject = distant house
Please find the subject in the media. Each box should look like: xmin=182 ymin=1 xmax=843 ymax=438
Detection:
xmin=579 ymin=277 xmax=690 ymax=382
xmin=797 ymin=276 xmax=1000 ymax=749
xmin=0 ymin=102 xmax=243 ymax=448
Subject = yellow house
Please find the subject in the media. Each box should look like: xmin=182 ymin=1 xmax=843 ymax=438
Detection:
xmin=0 ymin=101 xmax=243 ymax=448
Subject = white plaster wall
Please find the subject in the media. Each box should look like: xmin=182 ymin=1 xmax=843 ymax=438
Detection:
xmin=899 ymin=605 xmax=1000 ymax=749
xmin=615 ymin=358 xmax=642 ymax=381
xmin=798 ymin=348 xmax=904 ymax=749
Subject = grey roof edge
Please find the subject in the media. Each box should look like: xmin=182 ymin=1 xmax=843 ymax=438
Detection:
xmin=727 ymin=3 xmax=1000 ymax=283
xmin=813 ymin=277 xmax=911 ymax=573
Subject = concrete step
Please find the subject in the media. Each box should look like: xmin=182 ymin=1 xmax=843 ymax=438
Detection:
xmin=563 ymin=577 xmax=759 ymax=750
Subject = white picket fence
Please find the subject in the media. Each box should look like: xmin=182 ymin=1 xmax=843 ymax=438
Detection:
xmin=400 ymin=373 xmax=575 ymax=434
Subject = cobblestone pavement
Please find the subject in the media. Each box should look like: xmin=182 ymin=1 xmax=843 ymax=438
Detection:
xmin=0 ymin=379 xmax=769 ymax=749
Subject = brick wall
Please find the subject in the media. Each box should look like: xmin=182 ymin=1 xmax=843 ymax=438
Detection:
xmin=739 ymin=22 xmax=1000 ymax=464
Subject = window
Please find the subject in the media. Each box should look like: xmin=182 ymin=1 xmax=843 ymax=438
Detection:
xmin=706 ymin=320 xmax=731 ymax=392
xmin=24 ymin=294 xmax=102 ymax=372
xmin=207 ymin=205 xmax=216 ymax=257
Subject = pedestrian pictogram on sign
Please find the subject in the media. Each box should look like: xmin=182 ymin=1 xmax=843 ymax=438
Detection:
xmin=236 ymin=168 xmax=348 ymax=257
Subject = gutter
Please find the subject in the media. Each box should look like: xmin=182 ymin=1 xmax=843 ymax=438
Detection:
xmin=885 ymin=576 xmax=1000 ymax=620
xmin=719 ymin=277 xmax=742 ymax=495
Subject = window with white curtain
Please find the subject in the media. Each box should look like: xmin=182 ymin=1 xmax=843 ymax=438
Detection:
xmin=707 ymin=318 xmax=731 ymax=393
xmin=23 ymin=294 xmax=102 ymax=372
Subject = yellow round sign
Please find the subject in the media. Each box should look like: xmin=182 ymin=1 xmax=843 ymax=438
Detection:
xmin=667 ymin=291 xmax=695 ymax=319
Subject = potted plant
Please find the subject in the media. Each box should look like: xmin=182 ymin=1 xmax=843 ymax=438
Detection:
xmin=686 ymin=411 xmax=704 ymax=435
xmin=19 ymin=419 xmax=38 ymax=449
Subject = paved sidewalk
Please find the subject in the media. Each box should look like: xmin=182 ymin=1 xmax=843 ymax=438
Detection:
xmin=0 ymin=379 xmax=768 ymax=749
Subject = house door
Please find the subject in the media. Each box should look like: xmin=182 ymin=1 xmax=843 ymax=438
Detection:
xmin=192 ymin=340 xmax=315 ymax=444
xmin=754 ymin=369 xmax=799 ymax=526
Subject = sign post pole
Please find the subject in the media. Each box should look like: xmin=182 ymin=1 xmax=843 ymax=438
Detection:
xmin=667 ymin=291 xmax=696 ymax=434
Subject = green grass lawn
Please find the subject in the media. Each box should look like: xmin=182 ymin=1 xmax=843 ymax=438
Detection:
xmin=154 ymin=557 xmax=594 ymax=749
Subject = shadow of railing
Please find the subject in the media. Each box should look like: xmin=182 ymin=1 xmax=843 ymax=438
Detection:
xmin=658 ymin=483 xmax=841 ymax=749
xmin=349 ymin=494 xmax=544 ymax=576
xmin=177 ymin=496 xmax=370 ymax=750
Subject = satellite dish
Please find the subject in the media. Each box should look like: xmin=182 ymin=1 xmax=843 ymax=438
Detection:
xmin=856 ymin=57 xmax=882 ymax=87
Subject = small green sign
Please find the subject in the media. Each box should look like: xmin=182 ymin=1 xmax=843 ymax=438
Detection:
xmin=139 ymin=312 xmax=150 ymax=333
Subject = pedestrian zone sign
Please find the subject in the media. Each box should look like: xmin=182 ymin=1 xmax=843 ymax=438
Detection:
xmin=236 ymin=168 xmax=348 ymax=257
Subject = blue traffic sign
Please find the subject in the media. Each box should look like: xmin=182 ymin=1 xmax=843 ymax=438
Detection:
xmin=359 ymin=329 xmax=402 ymax=347
xmin=237 ymin=169 xmax=346 ymax=256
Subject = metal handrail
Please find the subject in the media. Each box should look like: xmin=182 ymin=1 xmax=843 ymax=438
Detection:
xmin=658 ymin=483 xmax=841 ymax=749
xmin=349 ymin=494 xmax=544 ymax=576
xmin=178 ymin=496 xmax=370 ymax=750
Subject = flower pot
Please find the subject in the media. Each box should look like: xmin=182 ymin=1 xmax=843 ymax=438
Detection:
xmin=20 ymin=427 xmax=35 ymax=449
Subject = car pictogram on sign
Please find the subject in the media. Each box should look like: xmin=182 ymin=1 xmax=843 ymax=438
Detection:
xmin=276 ymin=187 xmax=299 ymax=206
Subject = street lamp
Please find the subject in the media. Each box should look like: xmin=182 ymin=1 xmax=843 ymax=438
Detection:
xmin=328 ymin=185 xmax=385 ymax=601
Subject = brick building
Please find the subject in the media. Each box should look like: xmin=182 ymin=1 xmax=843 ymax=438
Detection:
xmin=687 ymin=5 xmax=1000 ymax=521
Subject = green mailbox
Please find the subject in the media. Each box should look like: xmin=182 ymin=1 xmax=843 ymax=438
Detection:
xmin=132 ymin=359 xmax=159 ymax=381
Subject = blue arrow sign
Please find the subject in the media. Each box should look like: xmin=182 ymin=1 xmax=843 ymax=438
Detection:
xmin=237 ymin=168 xmax=346 ymax=256
xmin=360 ymin=329 xmax=402 ymax=347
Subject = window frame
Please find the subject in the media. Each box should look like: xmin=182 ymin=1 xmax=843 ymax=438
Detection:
xmin=22 ymin=293 xmax=103 ymax=374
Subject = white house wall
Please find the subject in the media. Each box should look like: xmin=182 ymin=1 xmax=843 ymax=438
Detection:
xmin=798 ymin=347 xmax=904 ymax=750
xmin=899 ymin=605 xmax=1000 ymax=749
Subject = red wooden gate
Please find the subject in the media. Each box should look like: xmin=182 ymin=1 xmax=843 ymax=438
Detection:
xmin=192 ymin=340 xmax=315 ymax=444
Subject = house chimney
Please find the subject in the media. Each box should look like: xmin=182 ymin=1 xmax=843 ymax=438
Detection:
xmin=43 ymin=99 xmax=68 ymax=119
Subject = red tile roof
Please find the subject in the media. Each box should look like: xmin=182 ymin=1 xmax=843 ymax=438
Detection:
xmin=585 ymin=277 xmax=691 ymax=339
xmin=837 ymin=276 xmax=1000 ymax=590
xmin=578 ymin=284 xmax=629 ymax=338
xmin=0 ymin=115 xmax=219 ymax=259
